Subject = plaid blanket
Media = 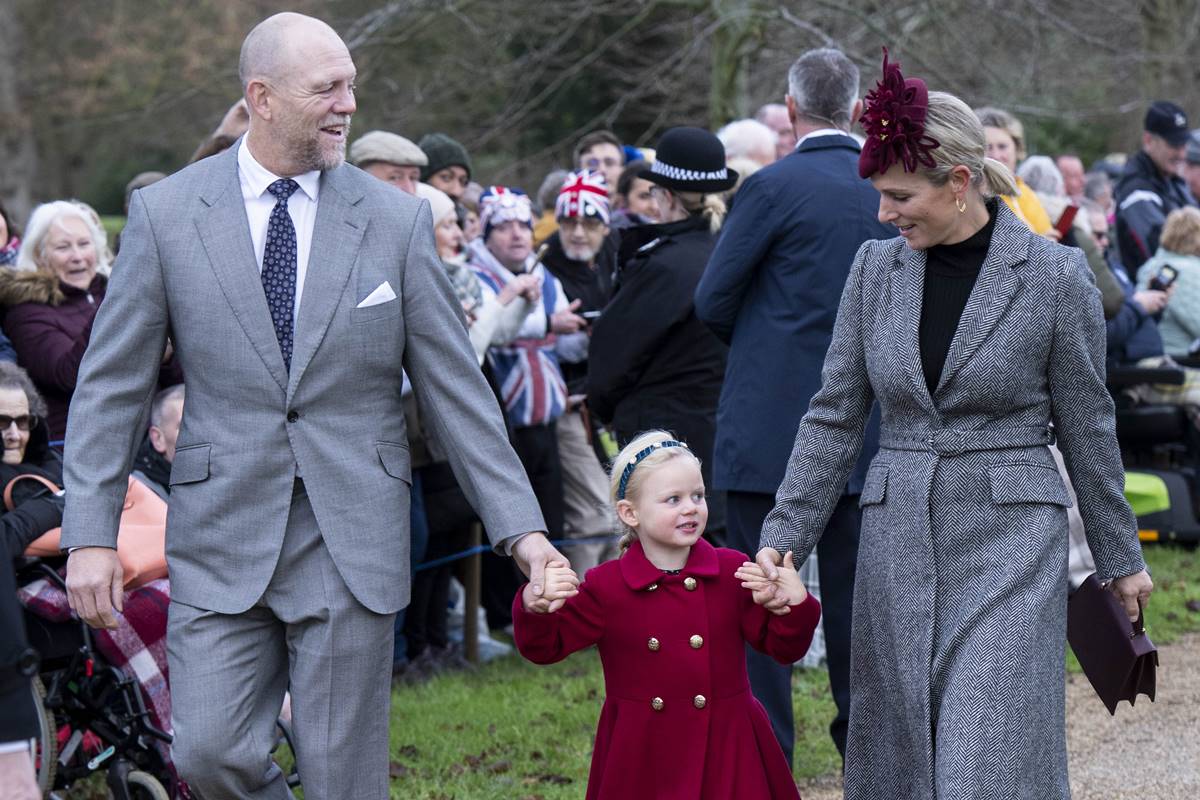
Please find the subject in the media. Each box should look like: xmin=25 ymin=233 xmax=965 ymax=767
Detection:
xmin=17 ymin=572 xmax=184 ymax=794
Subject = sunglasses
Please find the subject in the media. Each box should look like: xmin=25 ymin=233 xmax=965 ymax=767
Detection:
xmin=0 ymin=414 xmax=38 ymax=432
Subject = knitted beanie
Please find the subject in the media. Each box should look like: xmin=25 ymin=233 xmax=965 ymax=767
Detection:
xmin=418 ymin=133 xmax=473 ymax=182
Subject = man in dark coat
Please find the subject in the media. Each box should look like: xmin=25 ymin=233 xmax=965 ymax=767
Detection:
xmin=1115 ymin=101 xmax=1197 ymax=277
xmin=694 ymin=47 xmax=891 ymax=764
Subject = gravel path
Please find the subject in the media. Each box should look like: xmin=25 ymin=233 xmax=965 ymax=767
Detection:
xmin=798 ymin=633 xmax=1200 ymax=800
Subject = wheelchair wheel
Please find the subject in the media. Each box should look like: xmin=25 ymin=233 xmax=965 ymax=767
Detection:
xmin=30 ymin=676 xmax=57 ymax=795
xmin=108 ymin=770 xmax=170 ymax=800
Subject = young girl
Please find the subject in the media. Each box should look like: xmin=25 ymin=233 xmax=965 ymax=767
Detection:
xmin=513 ymin=430 xmax=821 ymax=799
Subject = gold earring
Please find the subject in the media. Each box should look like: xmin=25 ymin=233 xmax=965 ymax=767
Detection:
xmin=955 ymin=197 xmax=967 ymax=213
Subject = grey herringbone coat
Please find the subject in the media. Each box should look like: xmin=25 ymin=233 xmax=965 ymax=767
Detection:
xmin=760 ymin=203 xmax=1145 ymax=799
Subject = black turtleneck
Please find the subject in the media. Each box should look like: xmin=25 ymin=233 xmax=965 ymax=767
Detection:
xmin=919 ymin=200 xmax=998 ymax=395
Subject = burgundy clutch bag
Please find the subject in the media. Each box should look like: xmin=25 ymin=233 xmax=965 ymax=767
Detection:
xmin=1067 ymin=574 xmax=1158 ymax=715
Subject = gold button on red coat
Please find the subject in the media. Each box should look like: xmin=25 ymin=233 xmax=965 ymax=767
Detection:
xmin=684 ymin=577 xmax=697 ymax=591
xmin=651 ymin=697 xmax=665 ymax=711
xmin=647 ymin=583 xmax=659 ymax=592
xmin=648 ymin=637 xmax=661 ymax=652
xmin=693 ymin=695 xmax=707 ymax=709
xmin=689 ymin=635 xmax=703 ymax=649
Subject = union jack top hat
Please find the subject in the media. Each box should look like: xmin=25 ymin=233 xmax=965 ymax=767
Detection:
xmin=639 ymin=127 xmax=737 ymax=194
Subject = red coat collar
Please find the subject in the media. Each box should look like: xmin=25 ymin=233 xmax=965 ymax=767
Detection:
xmin=619 ymin=537 xmax=720 ymax=591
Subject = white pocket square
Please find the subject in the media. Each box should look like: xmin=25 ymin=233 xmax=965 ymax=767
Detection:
xmin=356 ymin=281 xmax=397 ymax=308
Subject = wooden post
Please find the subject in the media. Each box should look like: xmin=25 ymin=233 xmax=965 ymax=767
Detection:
xmin=463 ymin=522 xmax=483 ymax=664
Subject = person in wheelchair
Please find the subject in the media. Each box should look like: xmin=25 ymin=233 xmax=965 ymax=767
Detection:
xmin=1090 ymin=202 xmax=1200 ymax=421
xmin=0 ymin=362 xmax=67 ymax=797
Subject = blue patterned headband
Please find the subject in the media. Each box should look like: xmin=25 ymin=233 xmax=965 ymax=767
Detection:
xmin=616 ymin=440 xmax=688 ymax=500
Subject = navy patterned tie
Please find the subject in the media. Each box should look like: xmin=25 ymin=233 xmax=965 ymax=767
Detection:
xmin=262 ymin=178 xmax=299 ymax=371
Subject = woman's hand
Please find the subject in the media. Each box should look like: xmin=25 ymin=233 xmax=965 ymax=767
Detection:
xmin=550 ymin=299 xmax=587 ymax=334
xmin=521 ymin=560 xmax=580 ymax=614
xmin=1110 ymin=569 xmax=1153 ymax=622
xmin=1134 ymin=290 xmax=1169 ymax=315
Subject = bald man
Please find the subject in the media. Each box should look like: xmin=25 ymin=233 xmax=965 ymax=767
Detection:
xmin=60 ymin=12 xmax=564 ymax=799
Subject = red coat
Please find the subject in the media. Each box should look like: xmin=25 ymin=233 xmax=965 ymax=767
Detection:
xmin=513 ymin=538 xmax=821 ymax=800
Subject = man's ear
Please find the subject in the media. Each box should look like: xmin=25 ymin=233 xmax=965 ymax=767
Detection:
xmin=245 ymin=81 xmax=272 ymax=123
xmin=785 ymin=95 xmax=799 ymax=132
xmin=615 ymin=500 xmax=638 ymax=530
xmin=849 ymin=98 xmax=864 ymax=127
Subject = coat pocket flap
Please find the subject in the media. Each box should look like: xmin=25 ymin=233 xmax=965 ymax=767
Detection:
xmin=859 ymin=463 xmax=889 ymax=506
xmin=169 ymin=444 xmax=211 ymax=486
xmin=376 ymin=442 xmax=412 ymax=483
xmin=989 ymin=463 xmax=1073 ymax=507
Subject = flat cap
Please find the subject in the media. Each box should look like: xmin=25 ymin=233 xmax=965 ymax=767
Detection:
xmin=349 ymin=131 xmax=428 ymax=168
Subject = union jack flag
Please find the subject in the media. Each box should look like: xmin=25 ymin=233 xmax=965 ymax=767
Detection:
xmin=555 ymin=170 xmax=610 ymax=224
xmin=472 ymin=260 xmax=568 ymax=428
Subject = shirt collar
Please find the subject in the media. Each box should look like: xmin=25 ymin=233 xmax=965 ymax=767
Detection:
xmin=796 ymin=128 xmax=849 ymax=149
xmin=237 ymin=138 xmax=321 ymax=202
xmin=618 ymin=537 xmax=720 ymax=591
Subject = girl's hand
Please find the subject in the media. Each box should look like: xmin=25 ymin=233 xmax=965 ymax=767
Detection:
xmin=736 ymin=551 xmax=808 ymax=616
xmin=522 ymin=560 xmax=580 ymax=614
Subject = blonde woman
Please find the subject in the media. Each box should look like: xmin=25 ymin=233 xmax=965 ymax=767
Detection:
xmin=1137 ymin=206 xmax=1200 ymax=355
xmin=976 ymin=105 xmax=1056 ymax=237
xmin=750 ymin=51 xmax=1151 ymax=799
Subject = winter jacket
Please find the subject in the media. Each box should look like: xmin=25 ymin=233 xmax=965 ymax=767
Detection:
xmin=1136 ymin=248 xmax=1200 ymax=356
xmin=589 ymin=214 xmax=728 ymax=484
xmin=1107 ymin=257 xmax=1164 ymax=363
xmin=541 ymin=230 xmax=617 ymax=394
xmin=1115 ymin=150 xmax=1197 ymax=275
xmin=0 ymin=271 xmax=182 ymax=441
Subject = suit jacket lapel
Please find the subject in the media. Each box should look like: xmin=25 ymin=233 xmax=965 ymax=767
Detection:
xmin=195 ymin=147 xmax=289 ymax=393
xmin=934 ymin=205 xmax=1027 ymax=398
xmin=287 ymin=165 xmax=366 ymax=398
xmin=893 ymin=246 xmax=937 ymax=413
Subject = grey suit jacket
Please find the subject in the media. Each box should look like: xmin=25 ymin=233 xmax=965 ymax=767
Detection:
xmin=60 ymin=143 xmax=545 ymax=614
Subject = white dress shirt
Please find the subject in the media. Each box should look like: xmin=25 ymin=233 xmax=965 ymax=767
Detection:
xmin=237 ymin=139 xmax=321 ymax=318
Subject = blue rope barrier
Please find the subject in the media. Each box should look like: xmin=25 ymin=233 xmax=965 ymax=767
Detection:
xmin=413 ymin=533 xmax=621 ymax=573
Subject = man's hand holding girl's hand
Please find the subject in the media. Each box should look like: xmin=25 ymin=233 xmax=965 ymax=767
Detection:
xmin=522 ymin=560 xmax=580 ymax=614
xmin=736 ymin=550 xmax=808 ymax=616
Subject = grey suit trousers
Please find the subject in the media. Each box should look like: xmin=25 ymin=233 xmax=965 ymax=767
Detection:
xmin=168 ymin=481 xmax=394 ymax=800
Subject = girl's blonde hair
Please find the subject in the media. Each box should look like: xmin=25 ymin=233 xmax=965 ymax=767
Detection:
xmin=609 ymin=430 xmax=702 ymax=553
xmin=920 ymin=93 xmax=1019 ymax=199
xmin=1161 ymin=206 xmax=1200 ymax=257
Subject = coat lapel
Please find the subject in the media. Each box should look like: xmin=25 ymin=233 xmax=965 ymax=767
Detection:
xmin=287 ymin=165 xmax=366 ymax=399
xmin=893 ymin=246 xmax=937 ymax=413
xmin=933 ymin=204 xmax=1028 ymax=398
xmin=195 ymin=147 xmax=289 ymax=393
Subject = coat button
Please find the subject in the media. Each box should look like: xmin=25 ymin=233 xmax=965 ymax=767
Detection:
xmin=287 ymin=410 xmax=300 ymax=423
xmin=689 ymin=635 xmax=703 ymax=649
xmin=684 ymin=577 xmax=697 ymax=591
xmin=648 ymin=637 xmax=661 ymax=652
xmin=693 ymin=694 xmax=706 ymax=709
xmin=651 ymin=697 xmax=665 ymax=711
xmin=647 ymin=583 xmax=658 ymax=592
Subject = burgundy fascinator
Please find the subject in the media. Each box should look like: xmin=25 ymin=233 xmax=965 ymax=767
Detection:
xmin=858 ymin=48 xmax=940 ymax=179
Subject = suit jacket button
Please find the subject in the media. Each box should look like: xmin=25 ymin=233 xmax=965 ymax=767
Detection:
xmin=287 ymin=410 xmax=300 ymax=423
xmin=647 ymin=637 xmax=661 ymax=651
xmin=647 ymin=583 xmax=658 ymax=592
xmin=651 ymin=697 xmax=665 ymax=711
xmin=689 ymin=635 xmax=703 ymax=649
xmin=684 ymin=577 xmax=697 ymax=591
xmin=693 ymin=694 xmax=706 ymax=709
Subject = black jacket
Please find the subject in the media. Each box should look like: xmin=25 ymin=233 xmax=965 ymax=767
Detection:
xmin=1115 ymin=149 xmax=1197 ymax=276
xmin=588 ymin=214 xmax=728 ymax=476
xmin=541 ymin=231 xmax=617 ymax=395
xmin=1 ymin=420 xmax=66 ymax=742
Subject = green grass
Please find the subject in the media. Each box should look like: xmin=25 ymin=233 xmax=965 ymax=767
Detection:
xmin=386 ymin=651 xmax=838 ymax=799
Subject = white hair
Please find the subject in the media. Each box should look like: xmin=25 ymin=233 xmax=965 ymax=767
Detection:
xmin=717 ymin=119 xmax=777 ymax=165
xmin=15 ymin=200 xmax=111 ymax=276
xmin=1017 ymin=155 xmax=1066 ymax=198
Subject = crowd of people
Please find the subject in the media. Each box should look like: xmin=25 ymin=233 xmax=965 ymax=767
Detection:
xmin=0 ymin=10 xmax=1175 ymax=798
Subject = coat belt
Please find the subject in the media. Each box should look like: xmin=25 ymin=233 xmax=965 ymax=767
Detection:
xmin=879 ymin=426 xmax=1055 ymax=456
